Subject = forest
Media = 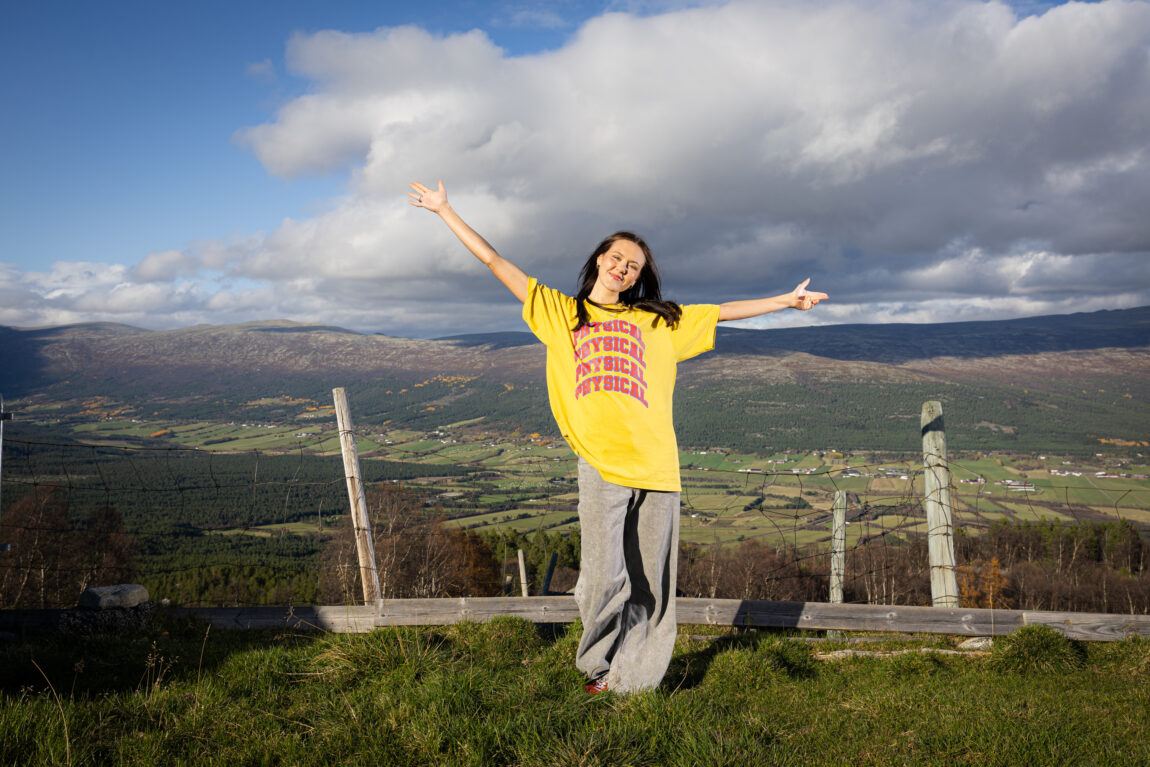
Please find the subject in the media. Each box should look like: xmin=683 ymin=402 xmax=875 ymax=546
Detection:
xmin=5 ymin=472 xmax=1147 ymax=618
xmin=0 ymin=433 xmax=474 ymax=608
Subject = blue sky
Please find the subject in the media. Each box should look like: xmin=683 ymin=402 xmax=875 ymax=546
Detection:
xmin=1 ymin=1 xmax=591 ymax=269
xmin=3 ymin=0 xmax=1147 ymax=337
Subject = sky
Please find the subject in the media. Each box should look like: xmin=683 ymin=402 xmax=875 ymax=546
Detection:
xmin=2 ymin=0 xmax=1148 ymax=338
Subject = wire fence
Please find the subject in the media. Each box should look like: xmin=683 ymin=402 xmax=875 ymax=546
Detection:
xmin=1 ymin=429 xmax=1147 ymax=613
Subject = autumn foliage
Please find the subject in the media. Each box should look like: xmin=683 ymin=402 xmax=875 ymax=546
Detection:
xmin=319 ymin=484 xmax=503 ymax=602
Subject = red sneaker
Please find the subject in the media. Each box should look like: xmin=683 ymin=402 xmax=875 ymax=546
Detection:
xmin=585 ymin=676 xmax=609 ymax=694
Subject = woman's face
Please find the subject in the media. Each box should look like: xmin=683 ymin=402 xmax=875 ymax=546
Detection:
xmin=595 ymin=239 xmax=646 ymax=298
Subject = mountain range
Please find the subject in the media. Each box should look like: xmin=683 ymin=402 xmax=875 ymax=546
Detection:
xmin=2 ymin=306 xmax=1147 ymax=452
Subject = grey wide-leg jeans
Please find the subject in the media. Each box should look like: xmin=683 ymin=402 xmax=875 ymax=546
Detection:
xmin=574 ymin=458 xmax=680 ymax=693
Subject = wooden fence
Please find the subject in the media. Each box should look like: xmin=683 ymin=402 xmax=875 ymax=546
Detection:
xmin=165 ymin=597 xmax=1150 ymax=642
xmin=5 ymin=597 xmax=1148 ymax=642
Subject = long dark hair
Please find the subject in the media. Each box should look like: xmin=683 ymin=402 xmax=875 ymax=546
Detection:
xmin=573 ymin=231 xmax=682 ymax=332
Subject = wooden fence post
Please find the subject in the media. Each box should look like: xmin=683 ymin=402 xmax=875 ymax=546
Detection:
xmin=922 ymin=401 xmax=959 ymax=608
xmin=333 ymin=387 xmax=381 ymax=605
xmin=828 ymin=490 xmax=847 ymax=639
xmin=830 ymin=491 xmax=846 ymax=604
xmin=517 ymin=549 xmax=530 ymax=598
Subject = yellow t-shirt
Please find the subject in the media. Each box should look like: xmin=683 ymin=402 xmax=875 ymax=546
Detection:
xmin=522 ymin=277 xmax=720 ymax=492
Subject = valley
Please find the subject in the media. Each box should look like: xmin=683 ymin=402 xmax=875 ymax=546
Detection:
xmin=2 ymin=307 xmax=1147 ymax=607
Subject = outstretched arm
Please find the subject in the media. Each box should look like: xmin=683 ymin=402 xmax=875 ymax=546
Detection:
xmin=717 ymin=278 xmax=828 ymax=321
xmin=409 ymin=180 xmax=530 ymax=303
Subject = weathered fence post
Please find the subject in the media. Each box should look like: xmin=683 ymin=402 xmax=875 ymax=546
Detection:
xmin=333 ymin=387 xmax=381 ymax=604
xmin=830 ymin=490 xmax=846 ymax=604
xmin=922 ymin=401 xmax=959 ymax=608
xmin=517 ymin=549 xmax=530 ymax=598
xmin=828 ymin=490 xmax=847 ymax=639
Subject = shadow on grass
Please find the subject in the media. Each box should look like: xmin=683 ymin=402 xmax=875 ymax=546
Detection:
xmin=0 ymin=611 xmax=320 ymax=697
xmin=663 ymin=629 xmax=817 ymax=693
xmin=0 ymin=612 xmax=581 ymax=700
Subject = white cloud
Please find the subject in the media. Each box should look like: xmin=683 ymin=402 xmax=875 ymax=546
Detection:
xmin=7 ymin=0 xmax=1150 ymax=336
xmin=130 ymin=249 xmax=200 ymax=283
xmin=245 ymin=58 xmax=276 ymax=81
xmin=25 ymin=261 xmax=131 ymax=298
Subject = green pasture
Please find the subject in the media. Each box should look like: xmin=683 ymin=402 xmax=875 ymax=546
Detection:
xmin=372 ymin=428 xmax=423 ymax=442
xmin=46 ymin=412 xmax=1150 ymax=547
xmin=433 ymin=444 xmax=504 ymax=462
xmin=680 ymin=519 xmax=829 ymax=548
xmin=792 ymin=455 xmax=825 ymax=471
xmin=822 ymin=476 xmax=870 ymax=493
xmin=747 ymin=504 xmax=817 ymax=525
xmin=681 ymin=451 xmax=737 ymax=470
xmin=462 ymin=509 xmax=579 ymax=533
xmin=1106 ymin=506 xmax=1150 ymax=526
xmin=411 ymin=450 xmax=476 ymax=465
xmin=72 ymin=420 xmax=156 ymax=439
xmin=678 ymin=521 xmax=747 ymax=545
xmin=866 ymin=477 xmax=917 ymax=496
xmin=206 ymin=520 xmax=331 ymax=537
xmin=947 ymin=457 xmax=1020 ymax=483
xmin=210 ymin=429 xmax=308 ymax=451
xmin=150 ymin=421 xmax=322 ymax=452
xmin=681 ymin=493 xmax=761 ymax=515
xmin=1056 ymin=479 xmax=1150 ymax=510
xmin=954 ymin=510 xmax=1011 ymax=527
xmin=446 ymin=510 xmax=531 ymax=529
xmin=989 ymin=500 xmax=1075 ymax=523
xmin=953 ymin=494 xmax=1007 ymax=514
xmin=390 ymin=438 xmax=449 ymax=455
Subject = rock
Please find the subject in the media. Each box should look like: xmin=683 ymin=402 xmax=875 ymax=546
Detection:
xmin=958 ymin=636 xmax=994 ymax=651
xmin=78 ymin=584 xmax=150 ymax=610
xmin=58 ymin=601 xmax=155 ymax=636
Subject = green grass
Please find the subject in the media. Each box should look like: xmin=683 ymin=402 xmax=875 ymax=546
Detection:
xmin=448 ymin=510 xmax=579 ymax=533
xmin=2 ymin=619 xmax=1148 ymax=766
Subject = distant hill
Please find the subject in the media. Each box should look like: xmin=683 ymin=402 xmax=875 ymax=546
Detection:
xmin=441 ymin=306 xmax=1150 ymax=361
xmin=2 ymin=307 xmax=1147 ymax=452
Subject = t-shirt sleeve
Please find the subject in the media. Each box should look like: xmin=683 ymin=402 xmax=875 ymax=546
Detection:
xmin=672 ymin=304 xmax=721 ymax=361
xmin=522 ymin=277 xmax=576 ymax=345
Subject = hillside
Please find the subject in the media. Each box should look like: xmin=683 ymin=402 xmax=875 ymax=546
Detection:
xmin=2 ymin=307 xmax=1148 ymax=452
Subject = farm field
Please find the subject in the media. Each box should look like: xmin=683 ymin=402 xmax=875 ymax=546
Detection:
xmin=30 ymin=412 xmax=1149 ymax=556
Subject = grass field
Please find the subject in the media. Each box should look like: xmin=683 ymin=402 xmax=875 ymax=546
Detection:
xmin=2 ymin=618 xmax=1147 ymax=766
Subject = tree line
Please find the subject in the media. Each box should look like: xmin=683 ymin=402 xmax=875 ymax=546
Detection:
xmin=676 ymin=518 xmax=1149 ymax=614
xmin=2 ymin=440 xmax=471 ymax=531
xmin=3 ymin=479 xmax=1147 ymax=615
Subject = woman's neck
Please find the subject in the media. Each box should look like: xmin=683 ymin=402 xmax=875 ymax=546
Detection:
xmin=587 ymin=285 xmax=622 ymax=305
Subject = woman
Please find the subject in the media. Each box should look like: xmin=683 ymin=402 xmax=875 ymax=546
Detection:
xmin=409 ymin=180 xmax=827 ymax=694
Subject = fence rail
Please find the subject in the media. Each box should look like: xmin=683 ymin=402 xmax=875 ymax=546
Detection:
xmin=130 ymin=597 xmax=1150 ymax=641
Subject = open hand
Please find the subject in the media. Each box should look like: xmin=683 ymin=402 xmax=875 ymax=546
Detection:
xmin=792 ymin=278 xmax=828 ymax=311
xmin=409 ymin=180 xmax=448 ymax=212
